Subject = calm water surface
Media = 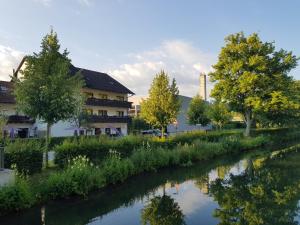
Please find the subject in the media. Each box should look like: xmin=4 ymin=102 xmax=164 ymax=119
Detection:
xmin=2 ymin=148 xmax=300 ymax=225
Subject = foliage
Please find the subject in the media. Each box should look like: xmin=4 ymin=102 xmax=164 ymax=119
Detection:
xmin=102 ymin=150 xmax=135 ymax=184
xmin=0 ymin=129 xmax=299 ymax=215
xmin=54 ymin=135 xmax=148 ymax=168
xmin=0 ymin=113 xmax=8 ymax=142
xmin=129 ymin=117 xmax=151 ymax=134
xmin=209 ymin=32 xmax=299 ymax=136
xmin=206 ymin=101 xmax=232 ymax=129
xmin=210 ymin=151 xmax=300 ymax=225
xmin=0 ymin=176 xmax=34 ymax=215
xmin=140 ymin=71 xmax=180 ymax=137
xmin=41 ymin=156 xmax=104 ymax=199
xmin=256 ymin=80 xmax=300 ymax=127
xmin=187 ymin=95 xmax=210 ymax=126
xmin=54 ymin=130 xmax=244 ymax=168
xmin=13 ymin=29 xmax=84 ymax=166
xmin=4 ymin=140 xmax=43 ymax=174
xmin=141 ymin=195 xmax=185 ymax=225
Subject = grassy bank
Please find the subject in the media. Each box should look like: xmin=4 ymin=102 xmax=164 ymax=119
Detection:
xmin=0 ymin=129 xmax=300 ymax=215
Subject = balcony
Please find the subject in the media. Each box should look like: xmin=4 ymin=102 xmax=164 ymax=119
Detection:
xmin=7 ymin=115 xmax=35 ymax=124
xmin=86 ymin=115 xmax=132 ymax=123
xmin=86 ymin=98 xmax=132 ymax=108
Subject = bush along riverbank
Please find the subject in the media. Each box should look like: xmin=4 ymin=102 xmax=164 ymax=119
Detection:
xmin=0 ymin=129 xmax=300 ymax=215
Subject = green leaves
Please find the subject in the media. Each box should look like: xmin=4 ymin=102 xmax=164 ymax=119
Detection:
xmin=14 ymin=29 xmax=85 ymax=125
xmin=140 ymin=71 xmax=180 ymax=133
xmin=187 ymin=95 xmax=210 ymax=126
xmin=209 ymin=32 xmax=299 ymax=134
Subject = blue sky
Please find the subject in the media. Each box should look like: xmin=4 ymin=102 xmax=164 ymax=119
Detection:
xmin=0 ymin=0 xmax=299 ymax=100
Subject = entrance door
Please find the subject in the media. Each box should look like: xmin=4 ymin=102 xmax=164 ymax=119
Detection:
xmin=18 ymin=128 xmax=28 ymax=138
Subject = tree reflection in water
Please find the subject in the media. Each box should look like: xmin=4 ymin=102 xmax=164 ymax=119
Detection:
xmin=141 ymin=194 xmax=186 ymax=225
xmin=210 ymin=154 xmax=300 ymax=225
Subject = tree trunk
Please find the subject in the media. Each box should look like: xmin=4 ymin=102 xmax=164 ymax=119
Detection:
xmin=244 ymin=111 xmax=252 ymax=137
xmin=45 ymin=123 xmax=51 ymax=168
xmin=161 ymin=126 xmax=164 ymax=139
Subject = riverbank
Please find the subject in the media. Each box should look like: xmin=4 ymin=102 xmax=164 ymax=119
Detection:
xmin=0 ymin=128 xmax=300 ymax=215
xmin=2 ymin=140 xmax=300 ymax=225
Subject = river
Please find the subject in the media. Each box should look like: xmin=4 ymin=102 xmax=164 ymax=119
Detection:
xmin=2 ymin=147 xmax=300 ymax=225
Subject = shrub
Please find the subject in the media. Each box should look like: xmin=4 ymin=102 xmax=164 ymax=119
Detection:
xmin=102 ymin=151 xmax=135 ymax=184
xmin=42 ymin=156 xmax=104 ymax=199
xmin=4 ymin=140 xmax=43 ymax=174
xmin=0 ymin=176 xmax=34 ymax=215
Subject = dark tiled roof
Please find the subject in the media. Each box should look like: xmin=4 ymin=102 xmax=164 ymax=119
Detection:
xmin=0 ymin=81 xmax=16 ymax=104
xmin=70 ymin=65 xmax=134 ymax=95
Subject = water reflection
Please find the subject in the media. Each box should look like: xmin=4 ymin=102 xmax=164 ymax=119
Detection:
xmin=210 ymin=153 xmax=300 ymax=225
xmin=2 ymin=150 xmax=300 ymax=225
xmin=141 ymin=194 xmax=185 ymax=225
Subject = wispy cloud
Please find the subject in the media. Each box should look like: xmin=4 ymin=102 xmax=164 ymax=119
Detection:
xmin=108 ymin=40 xmax=216 ymax=101
xmin=0 ymin=45 xmax=24 ymax=81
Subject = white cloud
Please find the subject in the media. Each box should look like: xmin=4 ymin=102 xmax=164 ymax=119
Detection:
xmin=109 ymin=40 xmax=216 ymax=101
xmin=0 ymin=45 xmax=24 ymax=81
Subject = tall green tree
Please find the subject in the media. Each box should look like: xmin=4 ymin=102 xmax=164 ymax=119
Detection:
xmin=209 ymin=32 xmax=298 ymax=136
xmin=140 ymin=71 xmax=180 ymax=137
xmin=187 ymin=95 xmax=210 ymax=126
xmin=14 ymin=29 xmax=84 ymax=166
xmin=206 ymin=101 xmax=232 ymax=129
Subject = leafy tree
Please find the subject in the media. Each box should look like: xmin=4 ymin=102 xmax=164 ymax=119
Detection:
xmin=141 ymin=195 xmax=185 ymax=225
xmin=187 ymin=95 xmax=210 ymax=126
xmin=209 ymin=32 xmax=298 ymax=136
xmin=206 ymin=101 xmax=232 ymax=129
xmin=14 ymin=29 xmax=84 ymax=166
xmin=129 ymin=117 xmax=151 ymax=134
xmin=256 ymin=79 xmax=300 ymax=127
xmin=140 ymin=71 xmax=180 ymax=137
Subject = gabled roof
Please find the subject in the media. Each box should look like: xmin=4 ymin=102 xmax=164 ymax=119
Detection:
xmin=0 ymin=81 xmax=15 ymax=104
xmin=13 ymin=57 xmax=134 ymax=95
xmin=70 ymin=65 xmax=134 ymax=95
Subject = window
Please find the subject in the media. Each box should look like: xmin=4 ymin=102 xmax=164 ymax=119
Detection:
xmin=116 ymin=96 xmax=125 ymax=101
xmin=116 ymin=128 xmax=121 ymax=134
xmin=95 ymin=128 xmax=102 ymax=135
xmin=0 ymin=85 xmax=8 ymax=93
xmin=99 ymin=94 xmax=108 ymax=99
xmin=117 ymin=111 xmax=124 ymax=117
xmin=85 ymin=92 xmax=94 ymax=98
xmin=98 ymin=110 xmax=108 ymax=116
xmin=105 ymin=128 xmax=111 ymax=135
xmin=85 ymin=109 xmax=93 ymax=115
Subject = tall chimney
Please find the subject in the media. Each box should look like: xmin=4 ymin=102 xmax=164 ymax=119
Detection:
xmin=199 ymin=73 xmax=207 ymax=101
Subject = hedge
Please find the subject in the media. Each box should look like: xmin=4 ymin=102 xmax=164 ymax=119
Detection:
xmin=54 ymin=130 xmax=245 ymax=168
xmin=4 ymin=140 xmax=43 ymax=174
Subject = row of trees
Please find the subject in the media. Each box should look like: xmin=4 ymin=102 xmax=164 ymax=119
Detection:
xmin=187 ymin=95 xmax=232 ymax=129
xmin=6 ymin=29 xmax=300 ymax=169
xmin=141 ymin=32 xmax=300 ymax=137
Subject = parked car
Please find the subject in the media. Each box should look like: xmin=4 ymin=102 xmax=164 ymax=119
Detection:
xmin=141 ymin=129 xmax=168 ymax=138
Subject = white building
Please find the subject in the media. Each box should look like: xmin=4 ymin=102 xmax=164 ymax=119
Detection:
xmin=0 ymin=59 xmax=134 ymax=138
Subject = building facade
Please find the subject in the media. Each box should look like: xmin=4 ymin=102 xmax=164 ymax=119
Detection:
xmin=0 ymin=60 xmax=134 ymax=138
